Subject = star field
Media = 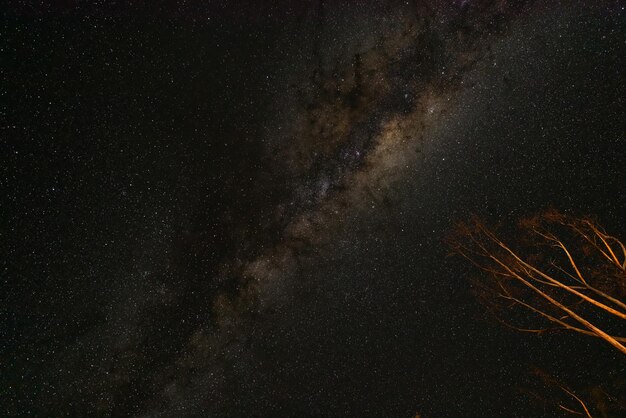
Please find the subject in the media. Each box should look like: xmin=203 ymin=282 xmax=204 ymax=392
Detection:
xmin=2 ymin=1 xmax=625 ymax=416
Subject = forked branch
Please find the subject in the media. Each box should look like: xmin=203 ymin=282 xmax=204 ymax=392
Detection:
xmin=447 ymin=210 xmax=626 ymax=355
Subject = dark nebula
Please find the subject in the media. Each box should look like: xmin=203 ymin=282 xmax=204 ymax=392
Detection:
xmin=2 ymin=0 xmax=625 ymax=416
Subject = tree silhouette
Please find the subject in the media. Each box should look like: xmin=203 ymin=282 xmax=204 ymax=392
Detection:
xmin=447 ymin=209 xmax=626 ymax=355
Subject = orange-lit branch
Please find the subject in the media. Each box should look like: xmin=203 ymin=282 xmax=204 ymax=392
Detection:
xmin=447 ymin=210 xmax=626 ymax=355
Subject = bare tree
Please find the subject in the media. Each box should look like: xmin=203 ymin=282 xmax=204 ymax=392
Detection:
xmin=447 ymin=209 xmax=626 ymax=355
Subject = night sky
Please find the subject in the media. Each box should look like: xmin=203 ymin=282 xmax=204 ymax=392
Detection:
xmin=2 ymin=1 xmax=625 ymax=416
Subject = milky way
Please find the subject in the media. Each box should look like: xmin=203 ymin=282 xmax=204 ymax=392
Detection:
xmin=3 ymin=0 xmax=624 ymax=416
xmin=142 ymin=1 xmax=573 ymax=413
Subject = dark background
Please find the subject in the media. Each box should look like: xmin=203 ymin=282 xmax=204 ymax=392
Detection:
xmin=2 ymin=1 xmax=625 ymax=416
